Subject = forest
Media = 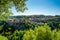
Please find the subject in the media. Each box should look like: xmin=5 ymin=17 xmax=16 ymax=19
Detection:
xmin=0 ymin=15 xmax=60 ymax=40
xmin=0 ymin=0 xmax=60 ymax=40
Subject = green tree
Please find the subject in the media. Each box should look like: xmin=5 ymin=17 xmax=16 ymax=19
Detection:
xmin=23 ymin=29 xmax=36 ymax=40
xmin=8 ymin=30 xmax=26 ymax=40
xmin=0 ymin=0 xmax=28 ymax=13
xmin=22 ymin=24 xmax=60 ymax=40
xmin=51 ymin=30 xmax=60 ymax=40
xmin=0 ymin=0 xmax=28 ymax=20
xmin=0 ymin=35 xmax=8 ymax=40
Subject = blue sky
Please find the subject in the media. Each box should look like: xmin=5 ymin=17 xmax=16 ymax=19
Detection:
xmin=11 ymin=0 xmax=60 ymax=16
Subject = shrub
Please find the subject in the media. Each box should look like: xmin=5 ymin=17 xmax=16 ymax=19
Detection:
xmin=0 ymin=35 xmax=8 ymax=40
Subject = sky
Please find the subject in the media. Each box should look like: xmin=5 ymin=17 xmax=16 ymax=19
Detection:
xmin=11 ymin=0 xmax=60 ymax=16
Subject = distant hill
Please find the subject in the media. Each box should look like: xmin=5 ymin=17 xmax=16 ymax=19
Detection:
xmin=9 ymin=15 xmax=60 ymax=19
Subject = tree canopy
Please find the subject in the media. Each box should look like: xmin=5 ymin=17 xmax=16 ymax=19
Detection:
xmin=0 ymin=0 xmax=28 ymax=13
xmin=0 ymin=0 xmax=28 ymax=20
xmin=0 ymin=35 xmax=8 ymax=40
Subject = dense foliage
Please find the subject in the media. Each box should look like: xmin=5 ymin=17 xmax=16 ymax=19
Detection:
xmin=0 ymin=0 xmax=27 ymax=13
xmin=0 ymin=0 xmax=28 ymax=20
xmin=0 ymin=15 xmax=60 ymax=40
xmin=0 ymin=35 xmax=8 ymax=40
xmin=23 ymin=25 xmax=60 ymax=40
xmin=1 ymin=0 xmax=60 ymax=40
xmin=0 ymin=21 xmax=60 ymax=40
xmin=0 ymin=21 xmax=36 ymax=34
xmin=4 ymin=24 xmax=60 ymax=40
